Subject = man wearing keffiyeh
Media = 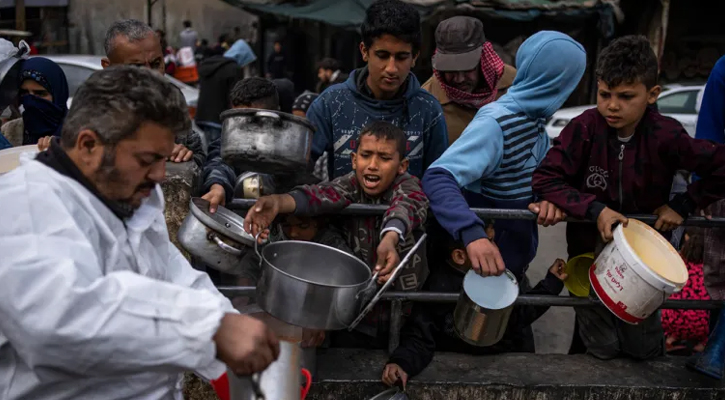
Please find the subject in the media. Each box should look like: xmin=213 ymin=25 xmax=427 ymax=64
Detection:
xmin=422 ymin=16 xmax=517 ymax=144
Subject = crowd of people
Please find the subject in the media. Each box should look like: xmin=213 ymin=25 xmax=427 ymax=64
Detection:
xmin=2 ymin=0 xmax=725 ymax=397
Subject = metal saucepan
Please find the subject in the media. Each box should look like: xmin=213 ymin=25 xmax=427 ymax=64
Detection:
xmin=256 ymin=234 xmax=427 ymax=331
xmin=177 ymin=198 xmax=261 ymax=274
xmin=220 ymin=108 xmax=315 ymax=175
xmin=453 ymin=269 xmax=519 ymax=347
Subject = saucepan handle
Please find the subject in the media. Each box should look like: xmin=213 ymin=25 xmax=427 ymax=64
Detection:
xmin=251 ymin=372 xmax=265 ymax=400
xmin=254 ymin=111 xmax=282 ymax=126
xmin=348 ymin=233 xmax=427 ymax=331
xmin=504 ymin=269 xmax=518 ymax=286
xmin=209 ymin=232 xmax=243 ymax=256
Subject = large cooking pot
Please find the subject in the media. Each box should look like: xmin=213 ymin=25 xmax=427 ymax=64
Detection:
xmin=220 ymin=108 xmax=315 ymax=175
xmin=177 ymin=198 xmax=259 ymax=274
xmin=453 ymin=269 xmax=519 ymax=347
xmin=256 ymin=235 xmax=427 ymax=331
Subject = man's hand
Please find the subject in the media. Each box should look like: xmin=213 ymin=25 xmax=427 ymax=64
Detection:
xmin=37 ymin=136 xmax=52 ymax=152
xmin=301 ymin=329 xmax=326 ymax=348
xmin=376 ymin=231 xmax=401 ymax=284
xmin=201 ymin=184 xmax=226 ymax=213
xmin=701 ymin=209 xmax=713 ymax=220
xmin=528 ymin=201 xmax=567 ymax=227
xmin=243 ymin=194 xmax=296 ymax=240
xmin=466 ymin=238 xmax=505 ymax=276
xmin=548 ymin=258 xmax=568 ymax=281
xmin=654 ymin=205 xmax=684 ymax=232
xmin=597 ymin=207 xmax=628 ymax=242
xmin=382 ymin=363 xmax=408 ymax=389
xmin=214 ymin=314 xmax=280 ymax=376
xmin=169 ymin=143 xmax=194 ymax=163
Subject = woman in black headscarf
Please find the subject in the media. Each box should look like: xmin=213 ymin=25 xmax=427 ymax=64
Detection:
xmin=1 ymin=57 xmax=69 ymax=148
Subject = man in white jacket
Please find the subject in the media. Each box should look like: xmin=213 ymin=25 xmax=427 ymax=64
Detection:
xmin=0 ymin=66 xmax=279 ymax=400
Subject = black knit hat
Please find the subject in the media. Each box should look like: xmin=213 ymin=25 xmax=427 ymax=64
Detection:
xmin=292 ymin=91 xmax=319 ymax=113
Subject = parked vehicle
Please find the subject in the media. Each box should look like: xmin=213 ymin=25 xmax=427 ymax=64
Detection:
xmin=545 ymin=84 xmax=705 ymax=139
xmin=35 ymin=55 xmax=199 ymax=116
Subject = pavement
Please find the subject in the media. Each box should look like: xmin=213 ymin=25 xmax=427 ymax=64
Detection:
xmin=527 ymin=223 xmax=576 ymax=354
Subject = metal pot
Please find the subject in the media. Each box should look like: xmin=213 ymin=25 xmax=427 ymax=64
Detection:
xmin=453 ymin=269 xmax=519 ymax=347
xmin=177 ymin=198 xmax=258 ymax=274
xmin=255 ymin=235 xmax=427 ymax=331
xmin=220 ymin=108 xmax=315 ymax=175
xmin=228 ymin=340 xmax=302 ymax=400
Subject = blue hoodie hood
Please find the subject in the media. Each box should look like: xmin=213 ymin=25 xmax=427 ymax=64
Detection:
xmin=504 ymin=31 xmax=587 ymax=119
xmin=224 ymin=39 xmax=257 ymax=67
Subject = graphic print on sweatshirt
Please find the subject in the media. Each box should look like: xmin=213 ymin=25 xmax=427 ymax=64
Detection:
xmin=586 ymin=166 xmax=609 ymax=190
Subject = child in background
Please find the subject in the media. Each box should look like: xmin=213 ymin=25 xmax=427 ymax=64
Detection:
xmin=382 ymin=226 xmax=567 ymax=389
xmin=661 ymin=227 xmax=710 ymax=354
xmin=532 ymin=35 xmax=725 ymax=360
xmin=201 ymin=77 xmax=280 ymax=212
xmin=245 ymin=121 xmax=429 ymax=347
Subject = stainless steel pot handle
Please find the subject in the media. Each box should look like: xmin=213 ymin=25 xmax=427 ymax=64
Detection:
xmin=254 ymin=111 xmax=282 ymax=126
xmin=504 ymin=269 xmax=519 ymax=286
xmin=348 ymin=233 xmax=427 ymax=331
xmin=208 ymin=232 xmax=243 ymax=256
xmin=251 ymin=372 xmax=265 ymax=400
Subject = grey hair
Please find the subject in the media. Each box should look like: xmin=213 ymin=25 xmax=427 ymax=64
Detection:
xmin=61 ymin=66 xmax=190 ymax=148
xmin=104 ymin=19 xmax=155 ymax=57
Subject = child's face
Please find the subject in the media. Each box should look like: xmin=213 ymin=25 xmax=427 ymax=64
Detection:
xmin=596 ymin=80 xmax=661 ymax=136
xmin=351 ymin=134 xmax=409 ymax=197
xmin=281 ymin=215 xmax=319 ymax=241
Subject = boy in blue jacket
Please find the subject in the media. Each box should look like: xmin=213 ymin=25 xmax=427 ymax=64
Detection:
xmin=422 ymin=31 xmax=586 ymax=279
xmin=306 ymin=0 xmax=448 ymax=180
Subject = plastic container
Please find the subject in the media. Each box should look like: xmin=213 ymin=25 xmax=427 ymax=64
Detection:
xmin=565 ymin=253 xmax=594 ymax=297
xmin=589 ymin=219 xmax=688 ymax=324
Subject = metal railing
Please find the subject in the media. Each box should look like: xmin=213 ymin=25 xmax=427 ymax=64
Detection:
xmin=227 ymin=199 xmax=725 ymax=227
xmin=221 ymin=199 xmax=725 ymax=352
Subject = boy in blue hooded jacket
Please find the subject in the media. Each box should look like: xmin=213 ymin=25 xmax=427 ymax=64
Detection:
xmin=306 ymin=0 xmax=448 ymax=180
xmin=422 ymin=31 xmax=587 ymax=280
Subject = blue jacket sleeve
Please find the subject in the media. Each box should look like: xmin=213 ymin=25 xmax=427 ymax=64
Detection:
xmin=696 ymin=56 xmax=725 ymax=144
xmin=422 ymin=115 xmax=504 ymax=246
xmin=0 ymin=133 xmax=11 ymax=150
xmin=201 ymin=136 xmax=236 ymax=203
xmin=422 ymin=106 xmax=449 ymax=171
xmin=306 ymin=96 xmax=331 ymax=162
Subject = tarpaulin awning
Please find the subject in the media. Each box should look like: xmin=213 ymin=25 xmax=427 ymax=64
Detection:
xmin=225 ymin=0 xmax=375 ymax=27
xmin=225 ymin=0 xmax=617 ymax=32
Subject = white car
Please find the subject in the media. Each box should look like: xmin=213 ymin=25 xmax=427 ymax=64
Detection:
xmin=545 ymin=84 xmax=705 ymax=139
xmin=35 ymin=55 xmax=199 ymax=113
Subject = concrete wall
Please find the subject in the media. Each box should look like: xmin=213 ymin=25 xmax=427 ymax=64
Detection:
xmin=67 ymin=0 xmax=256 ymax=55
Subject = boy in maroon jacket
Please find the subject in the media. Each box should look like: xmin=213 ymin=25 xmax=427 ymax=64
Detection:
xmin=532 ymin=35 xmax=725 ymax=360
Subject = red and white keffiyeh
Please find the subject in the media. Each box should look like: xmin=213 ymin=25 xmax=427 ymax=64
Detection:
xmin=434 ymin=41 xmax=505 ymax=109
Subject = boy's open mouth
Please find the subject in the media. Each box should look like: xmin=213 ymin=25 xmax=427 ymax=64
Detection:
xmin=363 ymin=174 xmax=381 ymax=188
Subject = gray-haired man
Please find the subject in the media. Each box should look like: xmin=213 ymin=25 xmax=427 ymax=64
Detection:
xmin=0 ymin=66 xmax=279 ymax=399
xmin=97 ymin=18 xmax=205 ymax=167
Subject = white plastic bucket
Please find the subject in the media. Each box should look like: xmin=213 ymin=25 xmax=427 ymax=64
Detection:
xmin=589 ymin=219 xmax=688 ymax=324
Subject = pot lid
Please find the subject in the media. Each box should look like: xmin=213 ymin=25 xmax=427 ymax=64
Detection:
xmin=220 ymin=108 xmax=316 ymax=132
xmin=189 ymin=197 xmax=257 ymax=246
xmin=368 ymin=388 xmax=408 ymax=400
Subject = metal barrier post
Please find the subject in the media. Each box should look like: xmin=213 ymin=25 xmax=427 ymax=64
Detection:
xmin=388 ymin=299 xmax=403 ymax=354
